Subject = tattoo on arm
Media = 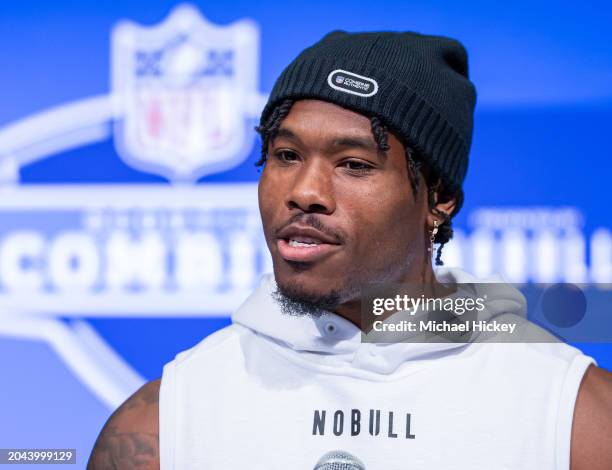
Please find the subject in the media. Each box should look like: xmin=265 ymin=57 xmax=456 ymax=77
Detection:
xmin=88 ymin=426 xmax=159 ymax=469
xmin=88 ymin=380 xmax=160 ymax=470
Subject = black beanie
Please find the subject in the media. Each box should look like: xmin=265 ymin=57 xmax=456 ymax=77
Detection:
xmin=260 ymin=31 xmax=477 ymax=190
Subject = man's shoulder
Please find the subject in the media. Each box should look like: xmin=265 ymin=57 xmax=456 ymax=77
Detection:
xmin=87 ymin=379 xmax=160 ymax=470
xmin=571 ymin=365 xmax=612 ymax=470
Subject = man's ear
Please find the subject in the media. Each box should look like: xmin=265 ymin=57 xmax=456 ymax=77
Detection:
xmin=426 ymin=189 xmax=457 ymax=227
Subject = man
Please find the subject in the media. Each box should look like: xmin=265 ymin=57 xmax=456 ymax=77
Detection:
xmin=88 ymin=31 xmax=612 ymax=469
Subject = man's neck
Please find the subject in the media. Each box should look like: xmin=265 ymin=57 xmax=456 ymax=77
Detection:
xmin=333 ymin=263 xmax=440 ymax=331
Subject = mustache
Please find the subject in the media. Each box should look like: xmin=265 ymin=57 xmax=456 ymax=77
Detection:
xmin=276 ymin=213 xmax=345 ymax=244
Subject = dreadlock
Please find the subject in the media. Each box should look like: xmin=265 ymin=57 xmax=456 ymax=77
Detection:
xmin=255 ymin=99 xmax=295 ymax=167
xmin=255 ymin=101 xmax=463 ymax=265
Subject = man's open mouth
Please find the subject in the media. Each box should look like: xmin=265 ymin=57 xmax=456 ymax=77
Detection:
xmin=275 ymin=225 xmax=341 ymax=263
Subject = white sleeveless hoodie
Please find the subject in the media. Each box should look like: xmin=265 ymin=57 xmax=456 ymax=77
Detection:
xmin=159 ymin=268 xmax=594 ymax=469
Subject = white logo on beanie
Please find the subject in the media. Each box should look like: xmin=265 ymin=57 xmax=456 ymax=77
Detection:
xmin=327 ymin=69 xmax=378 ymax=97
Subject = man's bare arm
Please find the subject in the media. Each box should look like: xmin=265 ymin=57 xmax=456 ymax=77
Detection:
xmin=571 ymin=365 xmax=612 ymax=470
xmin=87 ymin=379 xmax=161 ymax=470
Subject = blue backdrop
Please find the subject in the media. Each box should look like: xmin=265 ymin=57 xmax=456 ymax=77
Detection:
xmin=0 ymin=1 xmax=611 ymax=468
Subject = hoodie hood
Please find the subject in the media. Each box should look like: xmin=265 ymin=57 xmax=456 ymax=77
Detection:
xmin=232 ymin=267 xmax=527 ymax=375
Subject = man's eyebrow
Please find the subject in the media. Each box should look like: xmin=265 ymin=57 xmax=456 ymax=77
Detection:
xmin=332 ymin=136 xmax=379 ymax=152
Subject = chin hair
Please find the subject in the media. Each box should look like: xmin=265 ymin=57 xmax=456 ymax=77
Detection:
xmin=272 ymin=282 xmax=342 ymax=318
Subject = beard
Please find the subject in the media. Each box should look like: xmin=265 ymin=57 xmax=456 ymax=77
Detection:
xmin=271 ymin=259 xmax=384 ymax=319
xmin=272 ymin=281 xmax=344 ymax=318
xmin=270 ymin=239 xmax=415 ymax=319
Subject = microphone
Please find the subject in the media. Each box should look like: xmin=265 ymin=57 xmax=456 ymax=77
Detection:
xmin=313 ymin=450 xmax=366 ymax=470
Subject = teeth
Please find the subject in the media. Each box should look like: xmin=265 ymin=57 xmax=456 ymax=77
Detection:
xmin=289 ymin=239 xmax=318 ymax=247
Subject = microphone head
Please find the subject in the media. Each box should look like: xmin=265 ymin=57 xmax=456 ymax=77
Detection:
xmin=314 ymin=450 xmax=366 ymax=470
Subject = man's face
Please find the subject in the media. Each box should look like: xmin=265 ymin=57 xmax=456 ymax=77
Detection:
xmin=258 ymin=99 xmax=430 ymax=311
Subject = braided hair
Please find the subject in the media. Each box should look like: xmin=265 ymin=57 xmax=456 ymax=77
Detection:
xmin=255 ymin=99 xmax=463 ymax=265
xmin=255 ymin=99 xmax=295 ymax=167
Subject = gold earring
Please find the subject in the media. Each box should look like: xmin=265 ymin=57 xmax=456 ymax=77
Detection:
xmin=428 ymin=220 xmax=439 ymax=253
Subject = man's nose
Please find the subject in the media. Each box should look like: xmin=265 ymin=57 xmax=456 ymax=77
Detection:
xmin=286 ymin=160 xmax=335 ymax=214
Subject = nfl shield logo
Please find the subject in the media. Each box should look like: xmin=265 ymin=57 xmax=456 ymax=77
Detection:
xmin=112 ymin=5 xmax=260 ymax=181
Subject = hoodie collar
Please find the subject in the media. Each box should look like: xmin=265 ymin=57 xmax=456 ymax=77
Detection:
xmin=232 ymin=268 xmax=527 ymax=375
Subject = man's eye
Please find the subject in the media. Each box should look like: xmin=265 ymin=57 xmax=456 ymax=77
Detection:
xmin=342 ymin=160 xmax=374 ymax=173
xmin=274 ymin=150 xmax=299 ymax=162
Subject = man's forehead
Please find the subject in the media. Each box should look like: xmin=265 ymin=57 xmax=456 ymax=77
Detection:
xmin=277 ymin=100 xmax=377 ymax=146
xmin=274 ymin=125 xmax=379 ymax=152
xmin=284 ymin=100 xmax=372 ymax=128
